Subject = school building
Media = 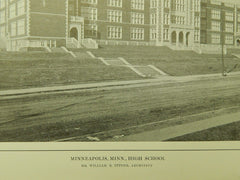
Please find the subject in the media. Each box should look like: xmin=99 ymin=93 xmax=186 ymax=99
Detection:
xmin=0 ymin=0 xmax=240 ymax=52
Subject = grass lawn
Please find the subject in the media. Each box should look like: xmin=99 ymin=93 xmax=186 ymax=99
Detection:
xmin=91 ymin=45 xmax=240 ymax=76
xmin=168 ymin=121 xmax=240 ymax=141
xmin=0 ymin=52 xmax=141 ymax=90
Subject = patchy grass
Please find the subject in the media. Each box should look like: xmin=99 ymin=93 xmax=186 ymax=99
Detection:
xmin=168 ymin=121 xmax=240 ymax=141
xmin=91 ymin=45 xmax=240 ymax=76
xmin=0 ymin=52 xmax=141 ymax=90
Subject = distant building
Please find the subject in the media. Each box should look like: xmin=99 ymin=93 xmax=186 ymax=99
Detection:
xmin=0 ymin=0 xmax=240 ymax=52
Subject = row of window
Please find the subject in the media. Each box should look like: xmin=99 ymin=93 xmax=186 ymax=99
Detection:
xmin=131 ymin=12 xmax=144 ymax=25
xmin=194 ymin=0 xmax=200 ymax=12
xmin=212 ymin=10 xmax=234 ymax=21
xmin=194 ymin=30 xmax=200 ymax=41
xmin=81 ymin=0 xmax=97 ymax=5
xmin=107 ymin=0 xmax=144 ymax=10
xmin=150 ymin=0 xmax=169 ymax=8
xmin=9 ymin=0 xmax=25 ymax=18
xmin=107 ymin=26 xmax=145 ymax=40
xmin=172 ymin=16 xmax=185 ymax=25
xmin=194 ymin=16 xmax=200 ymax=27
xmin=152 ymin=14 xmax=185 ymax=25
xmin=10 ymin=18 xmax=25 ymax=36
xmin=107 ymin=0 xmax=122 ymax=8
xmin=107 ymin=27 xmax=202 ymax=42
xmin=131 ymin=0 xmax=144 ymax=10
xmin=81 ymin=7 xmax=97 ymax=20
xmin=150 ymin=13 xmax=156 ymax=25
xmin=211 ymin=33 xmax=233 ymax=44
xmin=211 ymin=21 xmax=234 ymax=32
xmin=82 ymin=9 xmax=146 ymax=25
xmin=164 ymin=14 xmax=170 ymax=25
xmin=150 ymin=0 xmax=157 ymax=8
xmin=172 ymin=0 xmax=185 ymax=12
xmin=107 ymin=10 xmax=122 ymax=23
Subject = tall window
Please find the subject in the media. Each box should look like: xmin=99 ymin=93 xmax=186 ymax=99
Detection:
xmin=173 ymin=16 xmax=185 ymax=25
xmin=131 ymin=27 xmax=144 ymax=40
xmin=225 ymin=35 xmax=233 ymax=45
xmin=81 ymin=7 xmax=97 ymax=20
xmin=10 ymin=21 xmax=16 ymax=36
xmin=107 ymin=0 xmax=122 ymax=7
xmin=164 ymin=0 xmax=170 ymax=8
xmin=225 ymin=12 xmax=233 ymax=21
xmin=150 ymin=28 xmax=156 ymax=40
xmin=107 ymin=10 xmax=122 ymax=23
xmin=81 ymin=0 xmax=97 ymax=4
xmin=85 ymin=24 xmax=97 ymax=37
xmin=211 ymin=33 xmax=220 ymax=44
xmin=9 ymin=4 xmax=16 ymax=18
xmin=107 ymin=26 xmax=122 ymax=39
xmin=194 ymin=0 xmax=200 ymax=11
xmin=163 ymin=29 xmax=169 ymax=40
xmin=131 ymin=12 xmax=144 ymax=25
xmin=164 ymin=14 xmax=170 ymax=24
xmin=131 ymin=0 xmax=144 ymax=10
xmin=211 ymin=9 xmax=220 ymax=19
xmin=225 ymin=22 xmax=233 ymax=32
xmin=17 ymin=18 xmax=25 ymax=35
xmin=150 ymin=13 xmax=156 ymax=25
xmin=174 ymin=0 xmax=184 ymax=11
xmin=150 ymin=0 xmax=157 ymax=8
xmin=211 ymin=21 xmax=220 ymax=31
xmin=17 ymin=0 xmax=25 ymax=16
xmin=194 ymin=16 xmax=200 ymax=27
xmin=194 ymin=30 xmax=200 ymax=41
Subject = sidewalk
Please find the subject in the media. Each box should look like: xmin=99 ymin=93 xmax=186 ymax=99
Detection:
xmin=114 ymin=111 xmax=240 ymax=141
xmin=1 ymin=71 xmax=240 ymax=97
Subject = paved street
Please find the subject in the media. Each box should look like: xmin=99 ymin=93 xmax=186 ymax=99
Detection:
xmin=0 ymin=72 xmax=240 ymax=141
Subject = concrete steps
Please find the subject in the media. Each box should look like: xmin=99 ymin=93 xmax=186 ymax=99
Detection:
xmin=96 ymin=56 xmax=167 ymax=78
xmin=74 ymin=52 xmax=94 ymax=59
xmin=103 ymin=58 xmax=127 ymax=66
xmin=133 ymin=66 xmax=166 ymax=78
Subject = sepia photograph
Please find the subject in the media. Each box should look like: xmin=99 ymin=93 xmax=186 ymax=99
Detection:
xmin=1 ymin=0 xmax=240 ymax=142
xmin=1 ymin=0 xmax=240 ymax=179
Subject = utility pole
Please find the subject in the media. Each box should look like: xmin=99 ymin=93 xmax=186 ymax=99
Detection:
xmin=221 ymin=3 xmax=226 ymax=76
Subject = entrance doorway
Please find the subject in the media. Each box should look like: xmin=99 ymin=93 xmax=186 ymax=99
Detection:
xmin=179 ymin=32 xmax=183 ymax=44
xmin=186 ymin=32 xmax=190 ymax=46
xmin=70 ymin=27 xmax=78 ymax=40
xmin=171 ymin=31 xmax=176 ymax=44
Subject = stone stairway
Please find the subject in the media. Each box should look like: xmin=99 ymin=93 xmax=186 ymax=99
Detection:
xmin=74 ymin=52 xmax=95 ymax=59
xmin=102 ymin=58 xmax=127 ymax=66
xmin=96 ymin=56 xmax=168 ymax=78
xmin=133 ymin=66 xmax=165 ymax=78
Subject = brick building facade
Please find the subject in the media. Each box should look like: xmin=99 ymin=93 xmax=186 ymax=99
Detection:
xmin=0 ymin=0 xmax=240 ymax=51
